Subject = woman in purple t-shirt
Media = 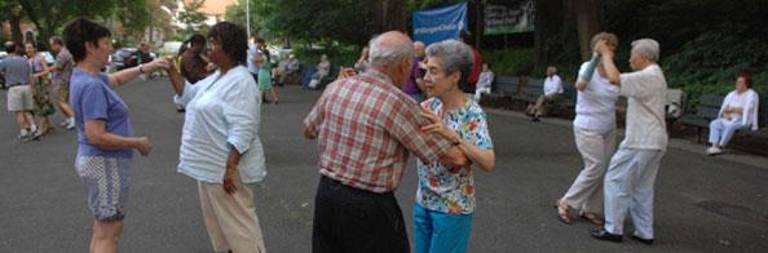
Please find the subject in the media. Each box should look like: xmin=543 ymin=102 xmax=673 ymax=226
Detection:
xmin=64 ymin=17 xmax=170 ymax=253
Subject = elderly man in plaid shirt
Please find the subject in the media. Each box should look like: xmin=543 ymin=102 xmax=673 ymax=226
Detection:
xmin=304 ymin=31 xmax=468 ymax=253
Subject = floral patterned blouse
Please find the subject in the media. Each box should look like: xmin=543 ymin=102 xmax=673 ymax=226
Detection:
xmin=416 ymin=96 xmax=493 ymax=215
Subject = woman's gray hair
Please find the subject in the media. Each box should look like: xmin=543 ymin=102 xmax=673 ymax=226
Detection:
xmin=368 ymin=34 xmax=415 ymax=67
xmin=631 ymin=38 xmax=660 ymax=62
xmin=425 ymin=39 xmax=474 ymax=84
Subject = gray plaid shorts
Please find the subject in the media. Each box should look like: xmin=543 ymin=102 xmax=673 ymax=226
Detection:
xmin=75 ymin=156 xmax=131 ymax=221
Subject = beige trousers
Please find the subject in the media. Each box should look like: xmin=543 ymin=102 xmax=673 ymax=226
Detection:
xmin=528 ymin=94 xmax=559 ymax=117
xmin=561 ymin=127 xmax=617 ymax=214
xmin=198 ymin=174 xmax=266 ymax=253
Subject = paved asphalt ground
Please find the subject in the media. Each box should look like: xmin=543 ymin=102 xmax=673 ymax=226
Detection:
xmin=1 ymin=77 xmax=767 ymax=252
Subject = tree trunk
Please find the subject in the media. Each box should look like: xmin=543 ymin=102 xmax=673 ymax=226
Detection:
xmin=10 ymin=14 xmax=24 ymax=44
xmin=533 ymin=0 xmax=564 ymax=70
xmin=377 ymin=0 xmax=405 ymax=32
xmin=572 ymin=0 xmax=601 ymax=61
xmin=472 ymin=0 xmax=483 ymax=48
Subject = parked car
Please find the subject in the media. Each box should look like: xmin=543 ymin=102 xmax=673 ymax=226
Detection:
xmin=110 ymin=47 xmax=156 ymax=71
xmin=110 ymin=47 xmax=137 ymax=71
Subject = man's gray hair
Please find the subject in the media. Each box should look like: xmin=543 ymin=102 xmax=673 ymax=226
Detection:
xmin=368 ymin=34 xmax=415 ymax=67
xmin=425 ymin=39 xmax=474 ymax=84
xmin=631 ymin=38 xmax=660 ymax=62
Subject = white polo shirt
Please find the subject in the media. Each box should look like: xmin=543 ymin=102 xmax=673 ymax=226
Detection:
xmin=619 ymin=64 xmax=669 ymax=151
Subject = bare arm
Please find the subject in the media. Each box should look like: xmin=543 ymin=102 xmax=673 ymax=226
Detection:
xmin=166 ymin=58 xmax=185 ymax=96
xmin=223 ymin=146 xmax=242 ymax=194
xmin=438 ymin=145 xmax=470 ymax=168
xmin=85 ymin=120 xmax=152 ymax=156
xmin=595 ymin=40 xmax=621 ymax=85
xmin=32 ymin=60 xmax=51 ymax=78
xmin=601 ymin=53 xmax=621 ymax=85
xmin=456 ymin=140 xmax=495 ymax=172
xmin=109 ymin=58 xmax=170 ymax=87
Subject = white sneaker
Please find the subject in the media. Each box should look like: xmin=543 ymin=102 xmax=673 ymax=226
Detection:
xmin=66 ymin=121 xmax=76 ymax=130
xmin=706 ymin=146 xmax=722 ymax=156
xmin=59 ymin=121 xmax=69 ymax=127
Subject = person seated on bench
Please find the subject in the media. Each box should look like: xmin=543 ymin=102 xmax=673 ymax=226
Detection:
xmin=474 ymin=63 xmax=494 ymax=101
xmin=527 ymin=66 xmax=563 ymax=121
xmin=706 ymin=72 xmax=760 ymax=155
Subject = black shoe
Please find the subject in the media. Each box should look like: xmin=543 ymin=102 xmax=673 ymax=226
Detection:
xmin=631 ymin=235 xmax=654 ymax=245
xmin=591 ymin=229 xmax=622 ymax=242
xmin=531 ymin=116 xmax=540 ymax=122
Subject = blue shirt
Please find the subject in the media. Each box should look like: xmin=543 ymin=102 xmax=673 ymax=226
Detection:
xmin=0 ymin=55 xmax=31 ymax=87
xmin=70 ymin=68 xmax=134 ymax=158
xmin=174 ymin=65 xmax=266 ymax=183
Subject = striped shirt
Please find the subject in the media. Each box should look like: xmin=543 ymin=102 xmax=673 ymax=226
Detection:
xmin=304 ymin=70 xmax=452 ymax=193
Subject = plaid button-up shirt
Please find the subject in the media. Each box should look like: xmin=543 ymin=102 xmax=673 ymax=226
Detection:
xmin=304 ymin=70 xmax=452 ymax=193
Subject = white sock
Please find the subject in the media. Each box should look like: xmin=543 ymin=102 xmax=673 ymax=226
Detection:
xmin=20 ymin=129 xmax=28 ymax=136
xmin=30 ymin=124 xmax=38 ymax=133
xmin=68 ymin=117 xmax=74 ymax=125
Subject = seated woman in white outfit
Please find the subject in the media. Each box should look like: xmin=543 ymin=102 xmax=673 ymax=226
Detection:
xmin=707 ymin=72 xmax=760 ymax=155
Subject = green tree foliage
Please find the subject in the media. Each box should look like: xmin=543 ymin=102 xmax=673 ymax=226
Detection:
xmin=178 ymin=0 xmax=208 ymax=38
xmin=16 ymin=0 xmax=117 ymax=45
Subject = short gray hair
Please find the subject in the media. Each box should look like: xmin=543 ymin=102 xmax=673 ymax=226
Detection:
xmin=425 ymin=39 xmax=474 ymax=84
xmin=631 ymin=38 xmax=660 ymax=62
xmin=369 ymin=34 xmax=415 ymax=67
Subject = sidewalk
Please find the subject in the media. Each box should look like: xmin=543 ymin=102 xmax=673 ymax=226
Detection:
xmin=485 ymin=108 xmax=768 ymax=170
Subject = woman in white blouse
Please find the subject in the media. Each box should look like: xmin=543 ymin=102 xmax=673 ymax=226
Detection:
xmin=707 ymin=73 xmax=760 ymax=155
xmin=556 ymin=33 xmax=620 ymax=225
xmin=166 ymin=22 xmax=267 ymax=252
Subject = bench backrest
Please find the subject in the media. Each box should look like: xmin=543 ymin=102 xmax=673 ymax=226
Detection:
xmin=695 ymin=94 xmax=724 ymax=121
xmin=526 ymin=78 xmax=545 ymax=96
xmin=494 ymin=75 xmax=519 ymax=96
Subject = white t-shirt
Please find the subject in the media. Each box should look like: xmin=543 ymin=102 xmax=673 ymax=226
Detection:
xmin=543 ymin=75 xmax=563 ymax=96
xmin=619 ymin=64 xmax=668 ymax=151
xmin=573 ymin=62 xmax=620 ymax=130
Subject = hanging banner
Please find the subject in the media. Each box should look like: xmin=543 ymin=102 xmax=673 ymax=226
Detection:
xmin=484 ymin=0 xmax=535 ymax=35
xmin=412 ymin=2 xmax=469 ymax=45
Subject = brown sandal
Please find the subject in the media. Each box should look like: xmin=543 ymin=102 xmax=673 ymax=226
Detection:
xmin=554 ymin=200 xmax=572 ymax=224
xmin=579 ymin=211 xmax=604 ymax=226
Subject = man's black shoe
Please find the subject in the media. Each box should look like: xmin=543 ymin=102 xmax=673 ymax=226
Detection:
xmin=591 ymin=229 xmax=622 ymax=242
xmin=631 ymin=235 xmax=654 ymax=245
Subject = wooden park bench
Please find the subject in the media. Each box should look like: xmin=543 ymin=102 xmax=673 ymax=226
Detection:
xmin=479 ymin=75 xmax=519 ymax=108
xmin=678 ymin=94 xmax=723 ymax=143
xmin=679 ymin=93 xmax=767 ymax=149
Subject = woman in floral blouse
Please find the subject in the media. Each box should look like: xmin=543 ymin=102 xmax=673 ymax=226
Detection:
xmin=415 ymin=39 xmax=496 ymax=253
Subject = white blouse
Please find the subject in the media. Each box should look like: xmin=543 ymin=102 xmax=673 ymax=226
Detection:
xmin=174 ymin=65 xmax=267 ymax=183
xmin=719 ymin=89 xmax=760 ymax=130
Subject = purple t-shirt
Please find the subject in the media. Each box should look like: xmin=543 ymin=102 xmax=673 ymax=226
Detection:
xmin=70 ymin=68 xmax=134 ymax=158
xmin=403 ymin=57 xmax=424 ymax=96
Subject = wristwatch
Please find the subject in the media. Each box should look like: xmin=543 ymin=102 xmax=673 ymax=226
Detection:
xmin=138 ymin=64 xmax=145 ymax=74
xmin=451 ymin=138 xmax=461 ymax=146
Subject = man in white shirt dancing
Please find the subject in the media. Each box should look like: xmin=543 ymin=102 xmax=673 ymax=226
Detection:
xmin=590 ymin=38 xmax=668 ymax=245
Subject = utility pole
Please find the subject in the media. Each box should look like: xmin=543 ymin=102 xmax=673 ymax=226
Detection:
xmin=246 ymin=0 xmax=251 ymax=40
